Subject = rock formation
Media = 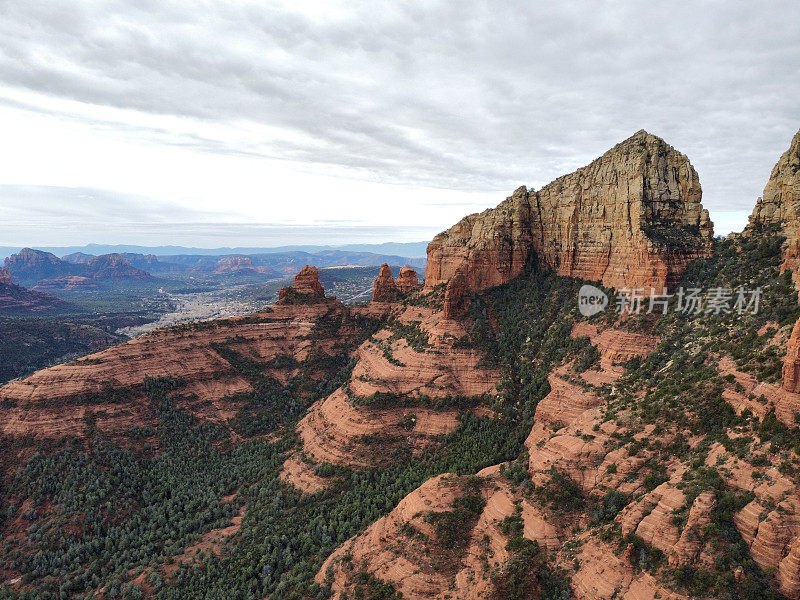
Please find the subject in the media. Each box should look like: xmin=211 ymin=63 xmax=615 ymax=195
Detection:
xmin=4 ymin=248 xmax=74 ymax=286
xmin=84 ymin=253 xmax=151 ymax=280
xmin=0 ymin=267 xmax=11 ymax=285
xmin=785 ymin=320 xmax=800 ymax=393
xmin=425 ymin=130 xmax=713 ymax=297
xmin=747 ymin=129 xmax=800 ymax=240
xmin=747 ymin=129 xmax=800 ymax=291
xmin=744 ymin=129 xmax=800 ymax=394
xmin=371 ymin=264 xmax=400 ymax=302
xmin=278 ymin=265 xmax=326 ymax=303
xmin=4 ymin=248 xmax=152 ymax=286
xmin=395 ymin=266 xmax=420 ymax=294
xmin=443 ymin=268 xmax=470 ymax=319
xmin=371 ymin=265 xmax=421 ymax=302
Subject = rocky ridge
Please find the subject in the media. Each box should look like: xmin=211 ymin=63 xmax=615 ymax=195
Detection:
xmin=425 ymin=130 xmax=713 ymax=300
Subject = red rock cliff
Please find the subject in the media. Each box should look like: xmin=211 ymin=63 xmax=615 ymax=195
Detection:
xmin=744 ymin=129 xmax=800 ymax=394
xmin=747 ymin=129 xmax=800 ymax=282
xmin=425 ymin=130 xmax=713 ymax=294
xmin=0 ymin=267 xmax=11 ymax=285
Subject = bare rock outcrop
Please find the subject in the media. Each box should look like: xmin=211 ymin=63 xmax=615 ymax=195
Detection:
xmin=395 ymin=266 xmax=420 ymax=294
xmin=0 ymin=267 xmax=11 ymax=284
xmin=745 ymin=130 xmax=800 ymax=394
xmin=425 ymin=130 xmax=713 ymax=298
xmin=0 ymin=301 xmax=367 ymax=438
xmin=443 ymin=269 xmax=470 ymax=319
xmin=371 ymin=264 xmax=421 ymax=302
xmin=670 ymin=492 xmax=716 ymax=567
xmin=371 ymin=263 xmax=400 ymax=302
xmin=278 ymin=265 xmax=326 ymax=303
xmin=784 ymin=319 xmax=800 ymax=393
xmin=747 ymin=129 xmax=800 ymax=242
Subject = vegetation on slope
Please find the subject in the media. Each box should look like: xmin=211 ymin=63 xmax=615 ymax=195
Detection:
xmin=2 ymin=227 xmax=799 ymax=599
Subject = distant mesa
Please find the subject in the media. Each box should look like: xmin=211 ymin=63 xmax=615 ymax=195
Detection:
xmin=84 ymin=253 xmax=151 ymax=280
xmin=278 ymin=265 xmax=327 ymax=303
xmin=213 ymin=256 xmax=258 ymax=274
xmin=371 ymin=263 xmax=420 ymax=302
xmin=61 ymin=252 xmax=96 ymax=264
xmin=4 ymin=248 xmax=74 ymax=285
xmin=34 ymin=276 xmax=97 ymax=291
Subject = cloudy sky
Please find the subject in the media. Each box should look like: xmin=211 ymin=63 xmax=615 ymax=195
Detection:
xmin=0 ymin=0 xmax=798 ymax=247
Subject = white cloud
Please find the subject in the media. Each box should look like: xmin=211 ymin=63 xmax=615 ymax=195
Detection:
xmin=0 ymin=0 xmax=798 ymax=245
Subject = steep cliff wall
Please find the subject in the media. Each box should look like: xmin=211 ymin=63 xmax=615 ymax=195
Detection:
xmin=743 ymin=129 xmax=800 ymax=394
xmin=425 ymin=130 xmax=713 ymax=294
xmin=748 ymin=129 xmax=800 ymax=239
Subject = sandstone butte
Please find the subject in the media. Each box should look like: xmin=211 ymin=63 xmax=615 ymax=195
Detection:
xmin=0 ymin=267 xmax=11 ymax=285
xmin=425 ymin=130 xmax=714 ymax=308
xmin=396 ymin=265 xmax=421 ymax=294
xmin=277 ymin=264 xmax=326 ymax=302
xmin=371 ymin=263 xmax=421 ymax=301
xmin=371 ymin=263 xmax=399 ymax=302
xmin=743 ymin=129 xmax=800 ymax=392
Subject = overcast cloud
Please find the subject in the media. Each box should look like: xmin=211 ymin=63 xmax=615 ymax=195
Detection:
xmin=0 ymin=0 xmax=798 ymax=245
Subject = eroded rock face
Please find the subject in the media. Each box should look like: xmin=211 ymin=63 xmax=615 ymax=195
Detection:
xmin=395 ymin=266 xmax=420 ymax=294
xmin=0 ymin=268 xmax=11 ymax=285
xmin=371 ymin=265 xmax=421 ymax=302
xmin=443 ymin=269 xmax=470 ymax=320
xmin=278 ymin=265 xmax=326 ymax=302
xmin=746 ymin=130 xmax=800 ymax=394
xmin=425 ymin=130 xmax=713 ymax=296
xmin=371 ymin=264 xmax=399 ymax=302
xmin=670 ymin=492 xmax=716 ymax=567
xmin=748 ymin=129 xmax=800 ymax=239
xmin=784 ymin=319 xmax=800 ymax=393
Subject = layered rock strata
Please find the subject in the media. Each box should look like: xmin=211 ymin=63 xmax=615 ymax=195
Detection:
xmin=425 ymin=130 xmax=713 ymax=295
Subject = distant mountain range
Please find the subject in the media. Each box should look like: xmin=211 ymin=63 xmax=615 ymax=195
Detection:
xmin=2 ymin=247 xmax=427 ymax=289
xmin=0 ymin=241 xmax=430 ymax=261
